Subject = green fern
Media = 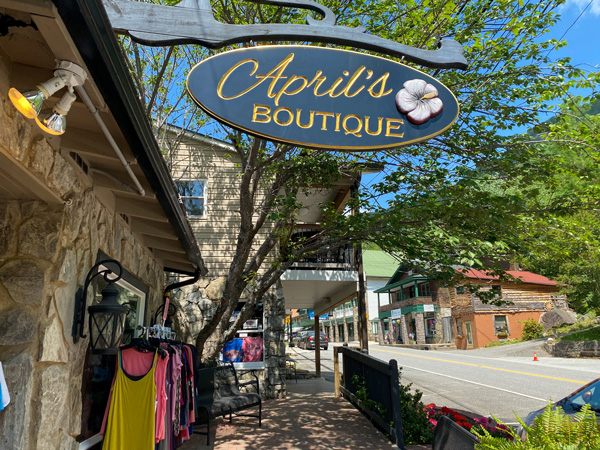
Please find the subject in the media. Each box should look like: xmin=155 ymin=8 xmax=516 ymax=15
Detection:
xmin=474 ymin=402 xmax=600 ymax=450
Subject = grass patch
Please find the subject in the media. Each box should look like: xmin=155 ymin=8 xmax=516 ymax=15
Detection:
xmin=552 ymin=317 xmax=597 ymax=336
xmin=557 ymin=326 xmax=600 ymax=342
xmin=483 ymin=338 xmax=522 ymax=348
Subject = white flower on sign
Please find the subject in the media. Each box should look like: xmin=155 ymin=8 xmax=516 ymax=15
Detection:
xmin=395 ymin=79 xmax=443 ymax=125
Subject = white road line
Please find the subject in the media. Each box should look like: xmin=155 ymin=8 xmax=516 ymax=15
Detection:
xmin=402 ymin=364 xmax=547 ymax=402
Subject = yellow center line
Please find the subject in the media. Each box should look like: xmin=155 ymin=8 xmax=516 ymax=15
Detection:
xmin=375 ymin=348 xmax=587 ymax=384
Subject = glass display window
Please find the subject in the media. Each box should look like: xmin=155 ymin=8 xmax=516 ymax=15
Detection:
xmin=222 ymin=302 xmax=265 ymax=369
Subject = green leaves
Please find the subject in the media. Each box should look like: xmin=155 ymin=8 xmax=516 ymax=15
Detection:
xmin=121 ymin=0 xmax=600 ymax=349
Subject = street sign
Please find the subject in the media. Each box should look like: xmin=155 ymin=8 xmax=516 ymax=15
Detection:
xmin=187 ymin=45 xmax=459 ymax=151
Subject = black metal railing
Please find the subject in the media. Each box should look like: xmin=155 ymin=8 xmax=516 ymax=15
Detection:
xmin=334 ymin=346 xmax=404 ymax=449
xmin=287 ymin=228 xmax=354 ymax=269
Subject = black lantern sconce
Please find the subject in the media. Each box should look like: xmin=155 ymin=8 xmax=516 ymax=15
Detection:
xmin=72 ymin=259 xmax=129 ymax=354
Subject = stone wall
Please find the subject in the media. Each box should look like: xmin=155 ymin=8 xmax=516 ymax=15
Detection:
xmin=0 ymin=95 xmax=163 ymax=450
xmin=171 ymin=279 xmax=287 ymax=399
xmin=543 ymin=339 xmax=600 ymax=358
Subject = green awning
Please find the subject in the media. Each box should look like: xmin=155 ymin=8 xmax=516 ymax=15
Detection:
xmin=374 ymin=275 xmax=429 ymax=293
xmin=378 ymin=304 xmax=437 ymax=319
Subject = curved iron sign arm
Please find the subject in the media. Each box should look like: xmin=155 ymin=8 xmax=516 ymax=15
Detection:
xmin=102 ymin=0 xmax=468 ymax=70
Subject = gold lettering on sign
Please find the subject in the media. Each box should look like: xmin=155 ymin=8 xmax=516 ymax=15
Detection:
xmin=251 ymin=104 xmax=406 ymax=141
xmin=218 ymin=59 xmax=259 ymax=99
xmin=365 ymin=116 xmax=383 ymax=136
xmin=296 ymin=109 xmax=315 ymax=129
xmin=315 ymin=112 xmax=334 ymax=130
xmin=218 ymin=54 xmax=393 ymax=103
xmin=368 ymin=73 xmax=393 ymax=98
xmin=343 ymin=115 xmax=362 ymax=137
xmin=252 ymin=104 xmax=271 ymax=123
xmin=274 ymin=76 xmax=308 ymax=106
xmin=385 ymin=118 xmax=404 ymax=138
xmin=274 ymin=107 xmax=294 ymax=126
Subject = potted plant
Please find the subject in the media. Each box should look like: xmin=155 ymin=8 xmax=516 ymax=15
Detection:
xmin=497 ymin=327 xmax=508 ymax=340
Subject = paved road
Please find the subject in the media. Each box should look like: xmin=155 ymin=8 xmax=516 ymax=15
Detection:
xmin=288 ymin=341 xmax=600 ymax=424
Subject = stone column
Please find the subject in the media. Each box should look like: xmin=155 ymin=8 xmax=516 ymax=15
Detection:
xmin=332 ymin=318 xmax=338 ymax=342
xmin=343 ymin=318 xmax=349 ymax=343
xmin=263 ymin=284 xmax=287 ymax=399
xmin=400 ymin=315 xmax=409 ymax=344
xmin=353 ymin=305 xmax=359 ymax=343
xmin=377 ymin=319 xmax=384 ymax=344
xmin=415 ymin=312 xmax=426 ymax=344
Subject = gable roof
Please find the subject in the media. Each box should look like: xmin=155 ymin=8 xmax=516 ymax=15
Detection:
xmin=461 ymin=269 xmax=558 ymax=286
xmin=362 ymin=250 xmax=397 ymax=278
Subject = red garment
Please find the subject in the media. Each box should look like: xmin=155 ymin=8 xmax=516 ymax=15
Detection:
xmin=183 ymin=345 xmax=196 ymax=424
xmin=242 ymin=337 xmax=263 ymax=362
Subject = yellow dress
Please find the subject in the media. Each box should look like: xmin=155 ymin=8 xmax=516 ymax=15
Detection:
xmin=103 ymin=350 xmax=157 ymax=450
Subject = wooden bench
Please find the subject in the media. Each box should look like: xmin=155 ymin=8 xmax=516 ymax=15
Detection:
xmin=194 ymin=362 xmax=262 ymax=445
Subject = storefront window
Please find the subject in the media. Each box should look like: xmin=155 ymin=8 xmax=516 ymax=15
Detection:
xmin=455 ymin=318 xmax=463 ymax=335
xmin=425 ymin=314 xmax=436 ymax=336
xmin=494 ymin=315 xmax=509 ymax=335
xmin=222 ymin=302 xmax=265 ymax=369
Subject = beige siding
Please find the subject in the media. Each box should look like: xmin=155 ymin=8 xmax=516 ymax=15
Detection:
xmin=169 ymin=136 xmax=277 ymax=276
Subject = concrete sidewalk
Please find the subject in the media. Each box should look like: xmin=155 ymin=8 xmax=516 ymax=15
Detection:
xmin=179 ymin=377 xmax=418 ymax=450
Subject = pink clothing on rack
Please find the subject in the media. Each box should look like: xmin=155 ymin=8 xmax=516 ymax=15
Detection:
xmin=183 ymin=345 xmax=196 ymax=424
xmin=170 ymin=348 xmax=183 ymax=422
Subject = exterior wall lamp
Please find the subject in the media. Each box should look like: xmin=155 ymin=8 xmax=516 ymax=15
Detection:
xmin=8 ymin=60 xmax=87 ymax=135
xmin=72 ymin=259 xmax=129 ymax=354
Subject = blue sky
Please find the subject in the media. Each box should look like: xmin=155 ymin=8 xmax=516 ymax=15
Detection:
xmin=553 ymin=0 xmax=599 ymax=69
xmin=361 ymin=1 xmax=599 ymax=202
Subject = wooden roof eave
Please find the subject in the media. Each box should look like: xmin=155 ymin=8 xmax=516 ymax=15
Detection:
xmin=53 ymin=0 xmax=207 ymax=276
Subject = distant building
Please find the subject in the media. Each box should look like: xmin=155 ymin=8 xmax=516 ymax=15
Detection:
xmin=375 ymin=266 xmax=453 ymax=345
xmin=321 ymin=250 xmax=397 ymax=343
xmin=375 ymin=267 xmax=567 ymax=349
xmin=451 ymin=269 xmax=566 ymax=349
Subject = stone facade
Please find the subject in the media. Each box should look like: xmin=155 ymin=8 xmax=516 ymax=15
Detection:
xmin=171 ymin=278 xmax=287 ymax=399
xmin=0 ymin=96 xmax=163 ymax=449
xmin=543 ymin=339 xmax=600 ymax=358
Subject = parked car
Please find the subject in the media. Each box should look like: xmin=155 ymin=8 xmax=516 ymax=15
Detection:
xmin=518 ymin=377 xmax=600 ymax=438
xmin=298 ymin=331 xmax=328 ymax=350
xmin=290 ymin=331 xmax=308 ymax=347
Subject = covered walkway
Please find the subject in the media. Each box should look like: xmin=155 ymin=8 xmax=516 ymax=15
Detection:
xmin=179 ymin=377 xmax=403 ymax=450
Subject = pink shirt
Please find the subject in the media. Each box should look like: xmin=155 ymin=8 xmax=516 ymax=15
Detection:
xmin=242 ymin=337 xmax=263 ymax=362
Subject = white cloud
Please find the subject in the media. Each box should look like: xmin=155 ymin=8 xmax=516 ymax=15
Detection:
xmin=563 ymin=0 xmax=600 ymax=16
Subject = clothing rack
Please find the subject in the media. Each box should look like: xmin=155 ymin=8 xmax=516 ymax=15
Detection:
xmin=136 ymin=324 xmax=177 ymax=340
xmin=103 ymin=327 xmax=199 ymax=449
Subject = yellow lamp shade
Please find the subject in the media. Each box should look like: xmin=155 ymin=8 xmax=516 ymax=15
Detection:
xmin=8 ymin=87 xmax=45 ymax=119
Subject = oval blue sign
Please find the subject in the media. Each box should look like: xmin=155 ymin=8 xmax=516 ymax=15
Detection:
xmin=187 ymin=46 xmax=459 ymax=151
